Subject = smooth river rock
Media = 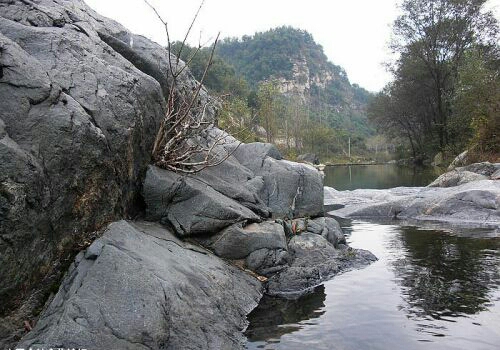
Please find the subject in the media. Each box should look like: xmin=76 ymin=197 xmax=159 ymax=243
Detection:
xmin=16 ymin=220 xmax=263 ymax=350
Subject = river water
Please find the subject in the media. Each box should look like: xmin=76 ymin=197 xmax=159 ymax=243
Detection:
xmin=323 ymin=164 xmax=441 ymax=190
xmin=245 ymin=165 xmax=500 ymax=349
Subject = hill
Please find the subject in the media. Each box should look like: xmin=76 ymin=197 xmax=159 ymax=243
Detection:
xmin=171 ymin=26 xmax=374 ymax=158
xmin=217 ymin=27 xmax=374 ymax=139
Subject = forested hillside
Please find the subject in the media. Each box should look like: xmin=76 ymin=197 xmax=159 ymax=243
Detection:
xmin=172 ymin=26 xmax=375 ymax=160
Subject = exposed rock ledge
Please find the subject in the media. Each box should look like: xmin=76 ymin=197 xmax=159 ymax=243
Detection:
xmin=325 ymin=163 xmax=500 ymax=231
xmin=17 ymin=220 xmax=263 ymax=350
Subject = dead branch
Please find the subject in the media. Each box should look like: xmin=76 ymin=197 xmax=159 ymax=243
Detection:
xmin=146 ymin=0 xmax=240 ymax=173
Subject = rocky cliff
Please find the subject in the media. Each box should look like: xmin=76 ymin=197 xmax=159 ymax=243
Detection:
xmin=0 ymin=2 xmax=375 ymax=348
xmin=217 ymin=27 xmax=374 ymax=136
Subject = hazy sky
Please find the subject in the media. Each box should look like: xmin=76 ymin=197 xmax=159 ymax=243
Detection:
xmin=84 ymin=0 xmax=499 ymax=92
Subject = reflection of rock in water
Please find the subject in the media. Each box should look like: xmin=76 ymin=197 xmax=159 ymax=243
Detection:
xmin=388 ymin=227 xmax=500 ymax=320
xmin=245 ymin=285 xmax=326 ymax=341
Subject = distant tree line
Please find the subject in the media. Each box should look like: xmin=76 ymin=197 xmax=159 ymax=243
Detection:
xmin=368 ymin=0 xmax=499 ymax=163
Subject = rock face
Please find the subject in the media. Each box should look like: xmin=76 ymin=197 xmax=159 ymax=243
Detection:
xmin=145 ymin=143 xmax=324 ymax=223
xmin=428 ymin=170 xmax=488 ymax=187
xmin=428 ymin=162 xmax=500 ymax=187
xmin=203 ymin=221 xmax=287 ymax=260
xmin=143 ymin=166 xmax=261 ymax=236
xmin=0 ymin=0 xmax=181 ymax=315
xmin=17 ymin=220 xmax=263 ymax=350
xmin=447 ymin=150 xmax=469 ymax=170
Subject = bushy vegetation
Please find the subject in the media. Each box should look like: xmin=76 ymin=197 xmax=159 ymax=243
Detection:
xmin=368 ymin=0 xmax=499 ymax=164
xmin=171 ymin=26 xmax=377 ymax=161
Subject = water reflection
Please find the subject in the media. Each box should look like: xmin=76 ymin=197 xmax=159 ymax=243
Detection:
xmin=389 ymin=227 xmax=500 ymax=320
xmin=245 ymin=285 xmax=326 ymax=342
xmin=246 ymin=222 xmax=500 ymax=349
xmin=323 ymin=164 xmax=441 ymax=190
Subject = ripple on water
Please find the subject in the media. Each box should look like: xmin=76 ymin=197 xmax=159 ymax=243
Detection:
xmin=246 ymin=221 xmax=500 ymax=350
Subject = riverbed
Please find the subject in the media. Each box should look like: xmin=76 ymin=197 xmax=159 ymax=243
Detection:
xmin=245 ymin=165 xmax=500 ymax=349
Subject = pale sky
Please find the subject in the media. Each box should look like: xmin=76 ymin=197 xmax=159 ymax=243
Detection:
xmin=84 ymin=0 xmax=500 ymax=92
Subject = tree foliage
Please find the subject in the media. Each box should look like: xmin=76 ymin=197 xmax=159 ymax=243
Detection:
xmin=369 ymin=0 xmax=499 ymax=161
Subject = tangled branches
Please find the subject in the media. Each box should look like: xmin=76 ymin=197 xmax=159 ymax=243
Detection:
xmin=146 ymin=0 xmax=238 ymax=173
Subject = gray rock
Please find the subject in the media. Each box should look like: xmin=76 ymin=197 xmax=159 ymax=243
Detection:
xmin=143 ymin=165 xmax=261 ymax=237
xmin=458 ymin=162 xmax=500 ymax=177
xmin=83 ymin=240 xmax=103 ymax=260
xmin=245 ymin=248 xmax=292 ymax=277
xmin=308 ymin=217 xmax=346 ymax=247
xmin=192 ymin=155 xmax=270 ymax=217
xmin=266 ymin=233 xmax=376 ymax=297
xmin=428 ymin=170 xmax=488 ymax=187
xmin=202 ymin=221 xmax=287 ymax=259
xmin=17 ymin=220 xmax=263 ymax=350
xmin=297 ymin=153 xmax=320 ymax=165
xmin=240 ymin=155 xmax=324 ymax=219
xmin=0 ymin=0 xmax=173 ymax=317
xmin=447 ymin=150 xmax=469 ymax=170
xmin=326 ymin=179 xmax=500 ymax=229
xmin=232 ymin=142 xmax=283 ymax=171
xmin=491 ymin=169 xmax=500 ymax=180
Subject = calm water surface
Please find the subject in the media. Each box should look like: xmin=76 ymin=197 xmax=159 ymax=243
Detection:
xmin=323 ymin=164 xmax=442 ymax=190
xmin=246 ymin=221 xmax=500 ymax=349
xmin=246 ymin=165 xmax=500 ymax=349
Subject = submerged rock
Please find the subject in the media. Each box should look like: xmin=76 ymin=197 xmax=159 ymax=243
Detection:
xmin=17 ymin=220 xmax=263 ymax=350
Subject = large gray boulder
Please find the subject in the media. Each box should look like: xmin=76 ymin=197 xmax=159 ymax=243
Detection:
xmin=307 ymin=217 xmax=346 ymax=247
xmin=143 ymin=166 xmax=261 ymax=237
xmin=245 ymin=248 xmax=292 ymax=277
xmin=16 ymin=220 xmax=263 ymax=350
xmin=234 ymin=146 xmax=324 ymax=218
xmin=201 ymin=221 xmax=287 ymax=260
xmin=0 ymin=0 xmax=183 ymax=318
xmin=192 ymin=155 xmax=271 ymax=218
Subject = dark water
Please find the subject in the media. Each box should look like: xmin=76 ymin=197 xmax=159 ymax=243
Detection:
xmin=245 ymin=221 xmax=500 ymax=349
xmin=323 ymin=164 xmax=442 ymax=190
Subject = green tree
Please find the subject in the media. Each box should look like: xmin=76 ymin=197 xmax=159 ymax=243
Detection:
xmin=393 ymin=0 xmax=498 ymax=149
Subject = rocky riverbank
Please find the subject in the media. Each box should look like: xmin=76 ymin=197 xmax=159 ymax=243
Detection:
xmin=325 ymin=162 xmax=500 ymax=232
xmin=0 ymin=1 xmax=376 ymax=348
